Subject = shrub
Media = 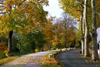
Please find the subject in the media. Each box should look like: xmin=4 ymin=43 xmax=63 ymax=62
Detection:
xmin=0 ymin=42 xmax=7 ymax=52
xmin=35 ymin=49 xmax=39 ymax=52
xmin=0 ymin=51 xmax=7 ymax=59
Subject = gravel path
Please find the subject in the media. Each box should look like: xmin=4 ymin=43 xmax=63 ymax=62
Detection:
xmin=1 ymin=50 xmax=56 ymax=67
xmin=57 ymin=49 xmax=96 ymax=67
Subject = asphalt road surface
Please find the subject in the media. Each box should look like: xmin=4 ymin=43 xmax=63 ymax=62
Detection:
xmin=57 ymin=49 xmax=96 ymax=67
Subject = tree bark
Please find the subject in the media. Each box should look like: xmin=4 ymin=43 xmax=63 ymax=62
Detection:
xmin=32 ymin=42 xmax=35 ymax=53
xmin=91 ymin=0 xmax=99 ymax=61
xmin=80 ymin=10 xmax=84 ymax=55
xmin=65 ymin=35 xmax=66 ymax=48
xmin=64 ymin=20 xmax=67 ymax=48
xmin=8 ymin=31 xmax=13 ymax=56
xmin=82 ymin=19 xmax=85 ymax=55
xmin=83 ymin=0 xmax=90 ymax=57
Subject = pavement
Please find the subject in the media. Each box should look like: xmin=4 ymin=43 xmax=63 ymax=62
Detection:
xmin=0 ymin=50 xmax=56 ymax=67
xmin=57 ymin=49 xmax=96 ymax=67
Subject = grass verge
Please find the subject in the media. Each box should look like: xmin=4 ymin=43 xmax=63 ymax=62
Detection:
xmin=41 ymin=51 xmax=60 ymax=67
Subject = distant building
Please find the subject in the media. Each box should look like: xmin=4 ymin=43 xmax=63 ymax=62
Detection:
xmin=97 ymin=27 xmax=100 ymax=43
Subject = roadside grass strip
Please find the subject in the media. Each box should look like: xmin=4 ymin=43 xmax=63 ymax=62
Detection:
xmin=42 ymin=51 xmax=60 ymax=67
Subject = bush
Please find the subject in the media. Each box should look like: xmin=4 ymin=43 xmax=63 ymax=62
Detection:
xmin=0 ymin=41 xmax=7 ymax=52
xmin=51 ymin=47 xmax=56 ymax=50
xmin=0 ymin=52 xmax=7 ymax=59
xmin=35 ymin=49 xmax=39 ymax=52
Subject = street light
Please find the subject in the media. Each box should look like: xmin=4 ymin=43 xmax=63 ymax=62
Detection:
xmin=75 ymin=1 xmax=84 ymax=8
xmin=75 ymin=1 xmax=82 ymax=4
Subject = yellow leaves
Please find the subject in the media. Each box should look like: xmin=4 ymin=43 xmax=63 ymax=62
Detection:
xmin=59 ymin=33 xmax=63 ymax=36
xmin=52 ymin=35 xmax=60 ymax=46
xmin=0 ymin=0 xmax=47 ymax=38
xmin=43 ymin=19 xmax=54 ymax=41
xmin=60 ymin=37 xmax=64 ymax=44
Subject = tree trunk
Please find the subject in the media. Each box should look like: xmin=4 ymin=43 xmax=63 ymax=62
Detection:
xmin=80 ymin=10 xmax=84 ymax=55
xmin=83 ymin=0 xmax=90 ymax=57
xmin=82 ymin=20 xmax=85 ymax=55
xmin=8 ymin=31 xmax=13 ymax=56
xmin=64 ymin=22 xmax=67 ymax=48
xmin=81 ymin=37 xmax=84 ymax=55
xmin=83 ymin=10 xmax=85 ymax=55
xmin=32 ymin=42 xmax=35 ymax=53
xmin=91 ymin=0 xmax=99 ymax=61
xmin=65 ymin=36 xmax=66 ymax=48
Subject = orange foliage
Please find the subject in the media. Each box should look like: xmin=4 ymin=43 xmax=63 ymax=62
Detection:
xmin=0 ymin=42 xmax=7 ymax=52
xmin=89 ymin=41 xmax=92 ymax=45
xmin=43 ymin=57 xmax=57 ymax=64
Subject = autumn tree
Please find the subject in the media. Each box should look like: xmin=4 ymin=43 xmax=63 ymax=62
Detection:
xmin=51 ymin=13 xmax=77 ymax=48
xmin=43 ymin=17 xmax=55 ymax=50
xmin=0 ymin=0 xmax=48 ymax=56
xmin=61 ymin=12 xmax=77 ymax=48
xmin=59 ymin=0 xmax=88 ymax=56
xmin=59 ymin=0 xmax=100 ymax=58
xmin=17 ymin=30 xmax=46 ymax=52
xmin=91 ymin=0 xmax=99 ymax=61
xmin=52 ymin=20 xmax=64 ymax=49
xmin=83 ymin=0 xmax=90 ymax=57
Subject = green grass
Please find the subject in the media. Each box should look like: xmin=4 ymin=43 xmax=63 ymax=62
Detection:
xmin=44 ymin=64 xmax=60 ymax=67
xmin=0 ymin=52 xmax=7 ymax=59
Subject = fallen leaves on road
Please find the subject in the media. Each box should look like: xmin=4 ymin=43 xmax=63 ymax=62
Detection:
xmin=0 ymin=56 xmax=18 ymax=65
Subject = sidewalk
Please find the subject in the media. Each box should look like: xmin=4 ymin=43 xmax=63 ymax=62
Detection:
xmin=1 ymin=51 xmax=55 ymax=67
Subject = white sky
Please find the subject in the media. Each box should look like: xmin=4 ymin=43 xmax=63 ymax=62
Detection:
xmin=43 ymin=0 xmax=64 ymax=18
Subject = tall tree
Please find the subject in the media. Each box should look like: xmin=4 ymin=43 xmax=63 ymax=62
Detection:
xmin=83 ymin=0 xmax=90 ymax=57
xmin=61 ymin=13 xmax=77 ymax=48
xmin=43 ymin=17 xmax=54 ymax=50
xmin=59 ymin=0 xmax=100 ymax=56
xmin=0 ymin=0 xmax=48 ymax=56
xmin=52 ymin=21 xmax=64 ymax=49
xmin=17 ymin=30 xmax=46 ymax=52
xmin=91 ymin=0 xmax=99 ymax=61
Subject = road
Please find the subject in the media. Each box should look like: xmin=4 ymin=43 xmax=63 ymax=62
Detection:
xmin=57 ymin=49 xmax=96 ymax=67
xmin=1 ymin=50 xmax=56 ymax=67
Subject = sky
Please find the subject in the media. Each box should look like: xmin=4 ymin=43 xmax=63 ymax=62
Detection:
xmin=43 ymin=0 xmax=64 ymax=18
